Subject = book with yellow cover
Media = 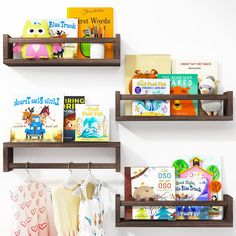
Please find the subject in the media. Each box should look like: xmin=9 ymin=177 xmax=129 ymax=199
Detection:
xmin=67 ymin=7 xmax=114 ymax=59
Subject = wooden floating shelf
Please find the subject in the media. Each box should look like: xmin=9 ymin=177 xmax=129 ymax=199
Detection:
xmin=115 ymin=91 xmax=233 ymax=121
xmin=3 ymin=142 xmax=121 ymax=172
xmin=115 ymin=194 xmax=233 ymax=227
xmin=3 ymin=34 xmax=121 ymax=67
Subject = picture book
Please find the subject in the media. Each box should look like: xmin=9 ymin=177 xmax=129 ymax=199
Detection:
xmin=172 ymin=156 xmax=223 ymax=220
xmin=10 ymin=94 xmax=63 ymax=142
xmin=132 ymin=79 xmax=170 ymax=116
xmin=64 ymin=96 xmax=85 ymax=142
xmin=158 ymin=74 xmax=198 ymax=116
xmin=125 ymin=167 xmax=175 ymax=220
xmin=125 ymin=55 xmax=172 ymax=115
xmin=176 ymin=178 xmax=209 ymax=220
xmin=67 ymin=7 xmax=114 ymax=59
xmin=47 ymin=19 xmax=78 ymax=59
xmin=75 ymin=105 xmax=109 ymax=142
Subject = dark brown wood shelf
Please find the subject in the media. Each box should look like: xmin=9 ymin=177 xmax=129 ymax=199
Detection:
xmin=115 ymin=194 xmax=233 ymax=227
xmin=115 ymin=91 xmax=233 ymax=121
xmin=3 ymin=142 xmax=121 ymax=172
xmin=3 ymin=34 xmax=121 ymax=67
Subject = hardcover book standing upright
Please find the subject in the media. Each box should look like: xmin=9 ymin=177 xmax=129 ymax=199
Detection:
xmin=158 ymin=74 xmax=198 ymax=116
xmin=75 ymin=105 xmax=109 ymax=142
xmin=132 ymin=79 xmax=170 ymax=116
xmin=64 ymin=96 xmax=85 ymax=142
xmin=10 ymin=94 xmax=63 ymax=142
xmin=172 ymin=156 xmax=223 ymax=220
xmin=176 ymin=178 xmax=209 ymax=220
xmin=125 ymin=167 xmax=175 ymax=220
xmin=125 ymin=55 xmax=172 ymax=115
xmin=67 ymin=7 xmax=114 ymax=59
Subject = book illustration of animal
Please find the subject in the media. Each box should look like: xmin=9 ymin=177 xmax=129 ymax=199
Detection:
xmin=39 ymin=106 xmax=55 ymax=124
xmin=22 ymin=107 xmax=35 ymax=124
xmin=133 ymin=185 xmax=155 ymax=201
xmin=129 ymin=69 xmax=158 ymax=94
xmin=80 ymin=117 xmax=102 ymax=138
xmin=170 ymin=86 xmax=197 ymax=116
xmin=199 ymin=76 xmax=222 ymax=116
xmin=21 ymin=20 xmax=53 ymax=59
xmin=52 ymin=30 xmax=66 ymax=58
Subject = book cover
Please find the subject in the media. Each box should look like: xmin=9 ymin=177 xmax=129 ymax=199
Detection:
xmin=67 ymin=7 xmax=114 ymax=59
xmin=125 ymin=55 xmax=172 ymax=115
xmin=75 ymin=105 xmax=109 ymax=142
xmin=176 ymin=178 xmax=209 ymax=220
xmin=10 ymin=94 xmax=63 ymax=142
xmin=158 ymin=74 xmax=198 ymax=116
xmin=47 ymin=19 xmax=78 ymax=59
xmin=125 ymin=167 xmax=175 ymax=220
xmin=132 ymin=79 xmax=170 ymax=116
xmin=64 ymin=96 xmax=85 ymax=142
xmin=172 ymin=156 xmax=223 ymax=220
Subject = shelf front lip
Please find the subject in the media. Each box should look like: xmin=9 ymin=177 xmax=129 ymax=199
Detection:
xmin=116 ymin=115 xmax=233 ymax=121
xmin=8 ymin=36 xmax=119 ymax=44
xmin=9 ymin=163 xmax=116 ymax=169
xmin=120 ymin=200 xmax=226 ymax=207
xmin=3 ymin=59 xmax=120 ymax=67
xmin=3 ymin=142 xmax=120 ymax=148
xmin=116 ymin=219 xmax=233 ymax=227
xmin=120 ymin=94 xmax=229 ymax=100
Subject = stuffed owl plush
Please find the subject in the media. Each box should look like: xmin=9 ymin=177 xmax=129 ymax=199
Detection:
xmin=21 ymin=20 xmax=53 ymax=59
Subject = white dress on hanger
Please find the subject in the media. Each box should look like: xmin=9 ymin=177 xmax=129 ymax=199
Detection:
xmin=76 ymin=178 xmax=105 ymax=236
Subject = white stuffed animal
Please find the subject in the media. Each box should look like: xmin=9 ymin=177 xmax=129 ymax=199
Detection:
xmin=199 ymin=76 xmax=222 ymax=116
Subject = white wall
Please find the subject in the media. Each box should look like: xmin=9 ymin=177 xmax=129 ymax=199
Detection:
xmin=0 ymin=0 xmax=236 ymax=235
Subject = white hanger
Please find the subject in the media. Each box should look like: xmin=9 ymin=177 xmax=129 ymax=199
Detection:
xmin=62 ymin=162 xmax=80 ymax=190
xmin=24 ymin=162 xmax=35 ymax=183
xmin=73 ymin=162 xmax=99 ymax=196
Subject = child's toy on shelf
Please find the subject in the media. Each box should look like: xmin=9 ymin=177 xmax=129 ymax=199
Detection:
xmin=21 ymin=20 xmax=53 ymax=59
xmin=199 ymin=76 xmax=222 ymax=116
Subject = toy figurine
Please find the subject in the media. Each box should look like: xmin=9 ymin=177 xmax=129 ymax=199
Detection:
xmin=199 ymin=76 xmax=222 ymax=116
xmin=21 ymin=20 xmax=53 ymax=59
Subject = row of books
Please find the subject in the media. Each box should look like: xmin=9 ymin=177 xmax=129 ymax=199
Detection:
xmin=125 ymin=156 xmax=223 ymax=221
xmin=125 ymin=55 xmax=220 ymax=116
xmin=10 ymin=95 xmax=109 ymax=142
xmin=13 ymin=7 xmax=114 ymax=59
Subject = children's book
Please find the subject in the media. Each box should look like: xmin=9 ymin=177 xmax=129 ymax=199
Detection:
xmin=125 ymin=55 xmax=172 ymax=115
xmin=132 ymin=79 xmax=170 ymax=116
xmin=75 ymin=105 xmax=109 ymax=142
xmin=176 ymin=178 xmax=209 ymax=220
xmin=67 ymin=7 xmax=114 ymax=59
xmin=125 ymin=167 xmax=175 ymax=220
xmin=47 ymin=19 xmax=78 ymax=59
xmin=158 ymin=74 xmax=198 ymax=116
xmin=10 ymin=94 xmax=63 ymax=142
xmin=64 ymin=96 xmax=85 ymax=142
xmin=172 ymin=156 xmax=223 ymax=220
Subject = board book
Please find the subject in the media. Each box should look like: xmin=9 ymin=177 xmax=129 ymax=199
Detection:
xmin=132 ymin=79 xmax=170 ymax=116
xmin=158 ymin=74 xmax=198 ymax=116
xmin=64 ymin=96 xmax=85 ymax=142
xmin=10 ymin=94 xmax=63 ymax=142
xmin=67 ymin=7 xmax=114 ymax=59
xmin=125 ymin=167 xmax=175 ymax=220
xmin=176 ymin=178 xmax=209 ymax=220
xmin=172 ymin=156 xmax=223 ymax=220
xmin=125 ymin=55 xmax=172 ymax=115
xmin=75 ymin=105 xmax=109 ymax=142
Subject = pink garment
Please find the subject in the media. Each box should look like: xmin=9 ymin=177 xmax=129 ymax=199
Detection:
xmin=10 ymin=181 xmax=49 ymax=236
xmin=26 ymin=44 xmax=49 ymax=58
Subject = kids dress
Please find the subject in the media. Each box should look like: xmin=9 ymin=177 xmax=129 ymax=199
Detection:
xmin=77 ymin=181 xmax=105 ymax=236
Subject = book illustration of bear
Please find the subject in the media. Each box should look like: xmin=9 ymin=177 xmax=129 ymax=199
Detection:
xmin=170 ymin=86 xmax=197 ymax=116
xmin=128 ymin=69 xmax=158 ymax=94
xmin=133 ymin=185 xmax=155 ymax=201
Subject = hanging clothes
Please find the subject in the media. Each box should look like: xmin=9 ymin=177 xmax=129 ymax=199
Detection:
xmin=77 ymin=181 xmax=105 ymax=236
xmin=10 ymin=180 xmax=50 ymax=236
xmin=51 ymin=184 xmax=80 ymax=236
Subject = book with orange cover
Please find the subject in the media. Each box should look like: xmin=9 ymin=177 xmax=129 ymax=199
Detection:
xmin=67 ymin=7 xmax=114 ymax=59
